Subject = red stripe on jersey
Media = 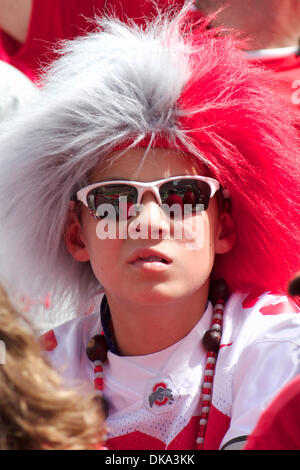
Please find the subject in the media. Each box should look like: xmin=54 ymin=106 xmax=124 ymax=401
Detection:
xmin=242 ymin=290 xmax=265 ymax=309
xmin=219 ymin=342 xmax=233 ymax=349
xmin=39 ymin=330 xmax=58 ymax=351
xmin=106 ymin=430 xmax=165 ymax=450
xmin=259 ymin=300 xmax=299 ymax=316
xmin=203 ymin=404 xmax=231 ymax=450
xmin=106 ymin=416 xmax=202 ymax=450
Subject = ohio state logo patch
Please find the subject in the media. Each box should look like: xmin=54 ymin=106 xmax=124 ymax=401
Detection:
xmin=145 ymin=377 xmax=177 ymax=414
xmin=149 ymin=382 xmax=174 ymax=408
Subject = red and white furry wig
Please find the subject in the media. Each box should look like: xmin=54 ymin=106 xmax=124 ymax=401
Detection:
xmin=0 ymin=2 xmax=299 ymax=315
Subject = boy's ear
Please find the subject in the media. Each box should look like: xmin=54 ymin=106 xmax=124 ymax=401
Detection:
xmin=215 ymin=211 xmax=236 ymax=255
xmin=64 ymin=207 xmax=90 ymax=262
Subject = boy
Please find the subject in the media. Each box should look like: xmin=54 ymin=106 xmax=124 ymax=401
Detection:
xmin=0 ymin=4 xmax=299 ymax=449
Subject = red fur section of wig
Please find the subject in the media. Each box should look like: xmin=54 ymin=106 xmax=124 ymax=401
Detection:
xmin=173 ymin=16 xmax=300 ymax=297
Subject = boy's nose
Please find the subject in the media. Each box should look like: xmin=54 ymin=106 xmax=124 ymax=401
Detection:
xmin=140 ymin=191 xmax=161 ymax=206
xmin=129 ymin=191 xmax=170 ymax=238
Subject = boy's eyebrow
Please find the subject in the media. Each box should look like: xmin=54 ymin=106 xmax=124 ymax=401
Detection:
xmin=90 ymin=177 xmax=132 ymax=183
xmin=103 ymin=178 xmax=131 ymax=181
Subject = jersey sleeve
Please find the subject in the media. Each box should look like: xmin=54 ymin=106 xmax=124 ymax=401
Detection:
xmin=220 ymin=293 xmax=300 ymax=450
xmin=40 ymin=310 xmax=102 ymax=389
xmin=243 ymin=375 xmax=300 ymax=450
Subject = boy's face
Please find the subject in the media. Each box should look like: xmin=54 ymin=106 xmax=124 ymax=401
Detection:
xmin=67 ymin=148 xmax=234 ymax=307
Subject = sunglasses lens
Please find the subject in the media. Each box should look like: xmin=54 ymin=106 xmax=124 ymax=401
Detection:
xmin=160 ymin=179 xmax=211 ymax=214
xmin=87 ymin=184 xmax=137 ymax=219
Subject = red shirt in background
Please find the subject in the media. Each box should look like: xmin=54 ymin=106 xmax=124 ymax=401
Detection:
xmin=0 ymin=0 xmax=186 ymax=82
xmin=3 ymin=0 xmax=298 ymax=117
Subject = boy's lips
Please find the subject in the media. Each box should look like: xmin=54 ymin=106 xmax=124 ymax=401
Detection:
xmin=127 ymin=249 xmax=172 ymax=270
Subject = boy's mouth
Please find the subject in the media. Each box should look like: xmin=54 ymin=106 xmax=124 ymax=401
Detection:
xmin=128 ymin=249 xmax=172 ymax=267
xmin=136 ymin=255 xmax=168 ymax=263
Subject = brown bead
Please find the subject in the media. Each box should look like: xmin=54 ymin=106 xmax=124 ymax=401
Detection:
xmin=86 ymin=335 xmax=109 ymax=362
xmin=202 ymin=329 xmax=221 ymax=353
xmin=209 ymin=279 xmax=229 ymax=306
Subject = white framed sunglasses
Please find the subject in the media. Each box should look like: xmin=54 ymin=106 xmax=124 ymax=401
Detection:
xmin=76 ymin=175 xmax=223 ymax=220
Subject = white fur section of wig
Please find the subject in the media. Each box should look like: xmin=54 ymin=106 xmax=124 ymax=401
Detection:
xmin=0 ymin=5 xmax=199 ymax=316
xmin=0 ymin=61 xmax=37 ymax=123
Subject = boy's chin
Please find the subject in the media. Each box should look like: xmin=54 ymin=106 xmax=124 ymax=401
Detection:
xmin=126 ymin=285 xmax=190 ymax=307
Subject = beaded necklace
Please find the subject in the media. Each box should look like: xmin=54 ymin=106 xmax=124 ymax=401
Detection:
xmin=86 ymin=279 xmax=229 ymax=450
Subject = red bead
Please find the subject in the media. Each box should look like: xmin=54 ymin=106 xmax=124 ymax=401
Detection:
xmin=212 ymin=318 xmax=222 ymax=325
xmin=213 ymin=307 xmax=223 ymax=314
xmin=204 ymin=375 xmax=213 ymax=383
xmin=202 ymin=329 xmax=221 ymax=353
xmin=94 ymin=377 xmax=104 ymax=390
xmin=86 ymin=335 xmax=109 ymax=362
xmin=207 ymin=351 xmax=216 ymax=358
xmin=213 ymin=308 xmax=223 ymax=315
xmin=202 ymin=401 xmax=210 ymax=407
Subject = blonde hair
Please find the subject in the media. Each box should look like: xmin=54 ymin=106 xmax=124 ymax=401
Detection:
xmin=0 ymin=285 xmax=106 ymax=450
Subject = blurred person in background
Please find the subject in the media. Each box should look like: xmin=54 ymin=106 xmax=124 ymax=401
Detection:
xmin=1 ymin=0 xmax=299 ymax=115
xmin=0 ymin=0 xmax=189 ymax=82
xmin=197 ymin=0 xmax=300 ymax=49
xmin=196 ymin=0 xmax=300 ymax=117
xmin=0 ymin=283 xmax=106 ymax=450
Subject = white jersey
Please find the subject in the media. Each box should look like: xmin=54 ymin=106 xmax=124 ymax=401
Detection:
xmin=41 ymin=291 xmax=300 ymax=450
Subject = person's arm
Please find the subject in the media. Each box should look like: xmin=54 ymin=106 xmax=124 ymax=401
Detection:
xmin=0 ymin=0 xmax=32 ymax=43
